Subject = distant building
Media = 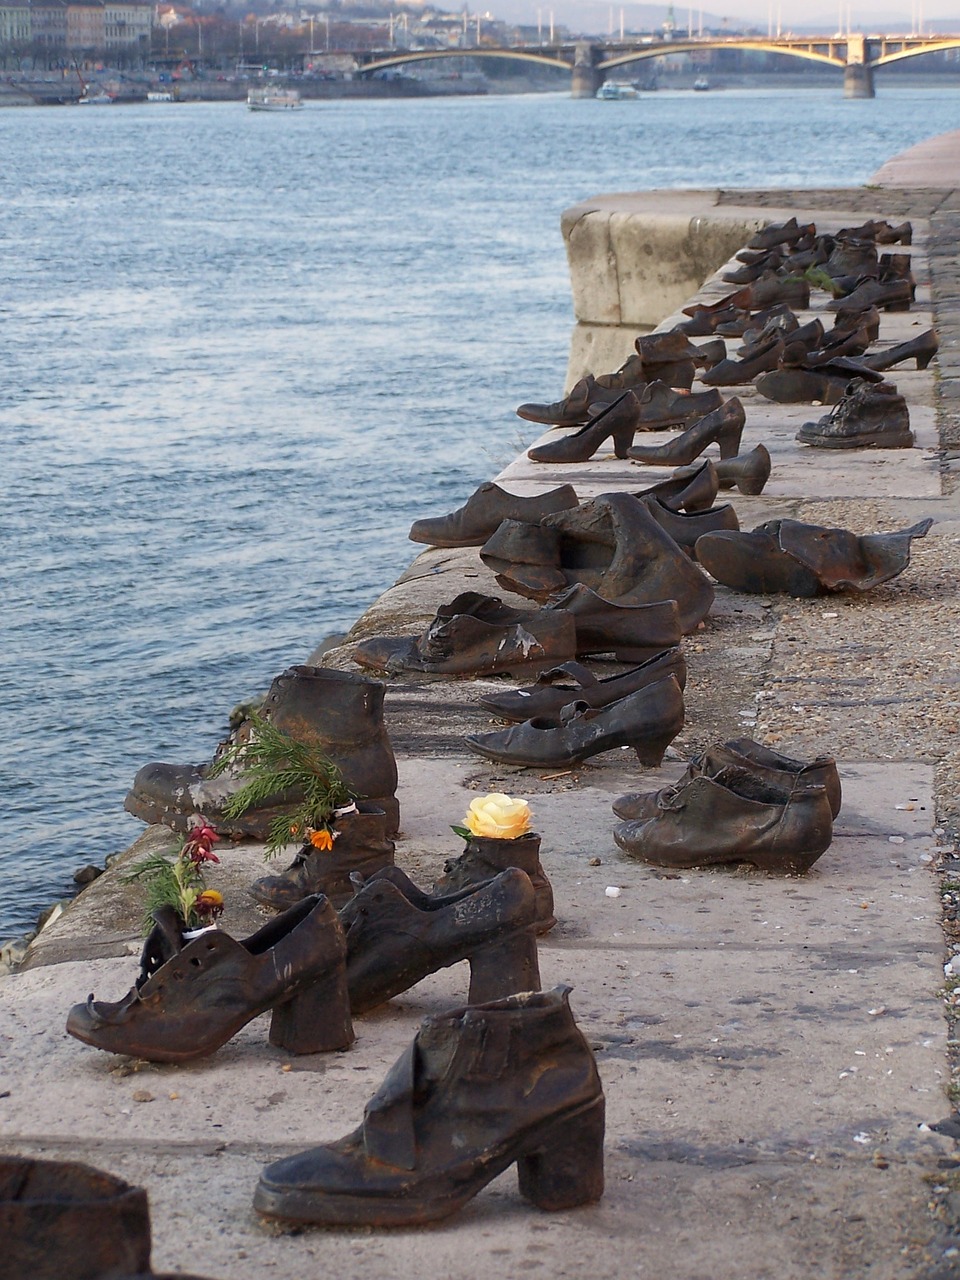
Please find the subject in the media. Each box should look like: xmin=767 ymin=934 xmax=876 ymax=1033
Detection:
xmin=0 ymin=0 xmax=31 ymax=45
xmin=66 ymin=0 xmax=106 ymax=49
xmin=103 ymin=0 xmax=150 ymax=48
xmin=30 ymin=0 xmax=68 ymax=49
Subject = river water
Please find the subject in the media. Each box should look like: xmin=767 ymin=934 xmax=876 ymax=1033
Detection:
xmin=3 ymin=85 xmax=960 ymax=937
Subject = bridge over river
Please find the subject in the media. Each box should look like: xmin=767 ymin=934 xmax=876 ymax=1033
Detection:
xmin=355 ymin=32 xmax=960 ymax=98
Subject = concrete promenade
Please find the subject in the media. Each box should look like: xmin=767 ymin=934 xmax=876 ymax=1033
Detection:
xmin=3 ymin=134 xmax=960 ymax=1279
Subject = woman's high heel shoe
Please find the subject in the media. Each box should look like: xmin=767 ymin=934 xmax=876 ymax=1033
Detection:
xmin=861 ymin=328 xmax=939 ymax=372
xmin=626 ymin=397 xmax=745 ymax=466
xmin=66 ymin=895 xmax=355 ymax=1062
xmin=253 ymin=987 xmax=605 ymax=1227
xmin=526 ymin=393 xmax=637 ymax=464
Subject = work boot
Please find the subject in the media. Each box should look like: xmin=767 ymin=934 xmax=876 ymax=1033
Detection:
xmin=249 ymin=804 xmax=395 ymax=911
xmin=2 ymin=1156 xmax=152 ymax=1280
xmin=125 ymin=667 xmax=400 ymax=838
xmin=614 ymin=769 xmax=834 ymax=873
xmin=796 ymin=379 xmax=912 ymax=449
xmin=434 ymin=831 xmax=556 ymax=934
xmin=408 ymin=482 xmax=579 ymax=548
xmin=352 ymin=592 xmax=577 ymax=678
xmin=253 ymin=987 xmax=605 ymax=1227
xmin=613 ymin=737 xmax=841 ymax=822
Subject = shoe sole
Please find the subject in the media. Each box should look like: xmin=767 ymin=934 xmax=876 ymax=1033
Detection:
xmin=795 ymin=429 xmax=914 ymax=449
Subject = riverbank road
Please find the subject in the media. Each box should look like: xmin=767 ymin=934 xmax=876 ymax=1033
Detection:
xmin=3 ymin=133 xmax=960 ymax=1279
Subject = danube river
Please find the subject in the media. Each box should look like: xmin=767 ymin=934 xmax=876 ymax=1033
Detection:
xmin=4 ymin=85 xmax=960 ymax=937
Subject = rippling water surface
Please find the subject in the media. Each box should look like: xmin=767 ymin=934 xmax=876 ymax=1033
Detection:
xmin=4 ymin=86 xmax=960 ymax=935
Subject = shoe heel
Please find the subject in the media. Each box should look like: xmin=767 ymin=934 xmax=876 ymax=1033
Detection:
xmin=717 ymin=423 xmax=744 ymax=460
xmin=269 ymin=968 xmax=355 ymax=1055
xmin=633 ymin=727 xmax=680 ymax=768
xmin=467 ymin=926 xmax=541 ymax=1004
xmin=517 ymin=1097 xmax=606 ymax=1211
xmin=917 ymin=350 xmax=934 ymax=370
xmin=612 ymin=423 xmax=635 ymax=460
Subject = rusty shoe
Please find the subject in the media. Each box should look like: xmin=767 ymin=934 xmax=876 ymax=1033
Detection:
xmin=613 ymin=737 xmax=841 ymax=822
xmin=66 ymin=895 xmax=355 ymax=1062
xmin=614 ymin=768 xmax=834 ymax=873
xmin=433 ymin=831 xmax=556 ymax=934
xmin=796 ymin=379 xmax=912 ymax=449
xmin=342 ymin=866 xmax=541 ymax=1011
xmin=409 ymin=482 xmax=579 ymax=548
xmin=352 ymin=592 xmax=577 ymax=678
xmin=253 ymin=986 xmax=604 ymax=1227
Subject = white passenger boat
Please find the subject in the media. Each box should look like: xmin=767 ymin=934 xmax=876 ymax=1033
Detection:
xmin=147 ymin=90 xmax=175 ymax=103
xmin=596 ymin=81 xmax=639 ymax=100
xmin=247 ymin=88 xmax=303 ymax=111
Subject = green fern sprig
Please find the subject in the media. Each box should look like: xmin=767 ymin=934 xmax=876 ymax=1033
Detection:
xmin=208 ymin=711 xmax=353 ymax=858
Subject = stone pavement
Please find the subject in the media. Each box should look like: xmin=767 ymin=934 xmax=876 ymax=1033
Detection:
xmin=3 ymin=134 xmax=960 ymax=1280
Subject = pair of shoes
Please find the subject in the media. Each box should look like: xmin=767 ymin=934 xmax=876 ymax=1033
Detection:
xmin=465 ymin=673 xmax=684 ymax=769
xmin=124 ymin=665 xmax=400 ymax=840
xmin=352 ymin=591 xmax=577 ymax=678
xmin=695 ymin=517 xmax=933 ymax=596
xmin=796 ymin=378 xmax=913 ymax=449
xmin=613 ymin=756 xmax=835 ymax=873
xmin=613 ymin=737 xmax=841 ymax=820
xmin=254 ymin=986 xmax=605 ymax=1227
xmin=674 ymin=444 xmax=771 ymax=497
xmin=481 ymin=494 xmax=715 ymax=632
xmin=408 ymin=481 xmax=579 ymax=548
xmin=478 ymin=649 xmax=686 ymax=723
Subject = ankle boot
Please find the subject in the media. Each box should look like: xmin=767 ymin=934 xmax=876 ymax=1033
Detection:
xmin=465 ymin=673 xmax=685 ymax=769
xmin=67 ymin=894 xmax=355 ymax=1062
xmin=516 ymin=375 xmax=600 ymax=426
xmin=545 ymin=582 xmax=682 ymax=661
xmin=861 ymin=328 xmax=939 ymax=372
xmin=527 ymin=393 xmax=637 ymax=464
xmin=125 ymin=667 xmax=400 ymax=839
xmin=613 ymin=737 xmax=841 ymax=822
xmin=614 ymin=769 xmax=834 ymax=873
xmin=434 ymin=831 xmax=555 ymax=934
xmin=626 ymin=397 xmax=745 ymax=466
xmin=796 ymin=379 xmax=912 ymax=449
xmin=828 ymin=276 xmax=913 ymax=314
xmin=540 ymin=494 xmax=715 ymax=633
xmin=677 ymin=444 xmax=770 ymax=496
xmin=249 ymin=804 xmax=395 ymax=911
xmin=3 ymin=1156 xmax=152 ymax=1280
xmin=352 ymin=592 xmax=577 ymax=678
xmin=341 ymin=867 xmax=541 ymax=1011
xmin=253 ymin=986 xmax=605 ymax=1227
xmin=633 ymin=459 xmax=719 ymax=512
xmin=478 ymin=649 xmax=686 ymax=724
xmin=409 ymin=482 xmax=579 ymax=548
xmin=699 ymin=337 xmax=784 ymax=385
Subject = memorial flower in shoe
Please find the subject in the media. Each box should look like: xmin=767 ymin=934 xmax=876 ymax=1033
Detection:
xmin=124 ymin=816 xmax=226 ymax=934
xmin=455 ymin=793 xmax=533 ymax=841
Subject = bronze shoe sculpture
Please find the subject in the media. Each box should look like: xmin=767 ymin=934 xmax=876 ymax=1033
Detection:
xmin=754 ymin=367 xmax=854 ymax=405
xmin=478 ymin=649 xmax=686 ymax=723
xmin=796 ymin=379 xmax=912 ymax=449
xmin=516 ymin=375 xmax=602 ymax=426
xmin=66 ymin=894 xmax=355 ymax=1062
xmin=746 ymin=216 xmax=815 ymax=250
xmin=342 ymin=867 xmax=541 ymax=1011
xmin=641 ymin=495 xmax=740 ymax=558
xmin=695 ymin=516 xmax=933 ymax=596
xmin=675 ymin=444 xmax=770 ymax=497
xmin=125 ymin=666 xmax=400 ymax=838
xmin=465 ymin=673 xmax=684 ymax=769
xmin=544 ymin=583 xmax=682 ymax=661
xmin=613 ymin=769 xmax=834 ymax=873
xmin=861 ymin=328 xmax=939 ymax=372
xmin=626 ymin=397 xmax=745 ymax=466
xmin=409 ymin=482 xmax=578 ymax=548
xmin=613 ymin=737 xmax=841 ymax=821
xmin=433 ymin=830 xmax=556 ymax=933
xmin=526 ymin=393 xmax=638 ymax=464
xmin=633 ymin=459 xmax=720 ymax=512
xmin=253 ymin=986 xmax=604 ymax=1227
xmin=699 ymin=337 xmax=784 ymax=385
xmin=249 ymin=804 xmax=395 ymax=911
xmin=595 ymin=381 xmax=724 ymax=433
xmin=352 ymin=592 xmax=577 ymax=679
xmin=827 ymin=276 xmax=913 ymax=314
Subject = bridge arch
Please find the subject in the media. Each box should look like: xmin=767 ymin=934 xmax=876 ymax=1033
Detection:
xmin=597 ymin=39 xmax=845 ymax=73
xmin=871 ymin=37 xmax=960 ymax=66
xmin=356 ymin=48 xmax=571 ymax=76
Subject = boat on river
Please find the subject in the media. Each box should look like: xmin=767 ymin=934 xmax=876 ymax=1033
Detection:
xmin=596 ymin=81 xmax=640 ymax=101
xmin=693 ymin=77 xmax=710 ymax=91
xmin=247 ymin=87 xmax=303 ymax=112
xmin=78 ymin=90 xmax=113 ymax=105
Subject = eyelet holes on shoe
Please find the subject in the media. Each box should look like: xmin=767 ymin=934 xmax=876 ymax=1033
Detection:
xmin=190 ymin=956 xmax=203 ymax=967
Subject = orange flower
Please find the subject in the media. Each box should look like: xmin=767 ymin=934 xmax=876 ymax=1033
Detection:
xmin=194 ymin=890 xmax=225 ymax=920
xmin=309 ymin=828 xmax=334 ymax=851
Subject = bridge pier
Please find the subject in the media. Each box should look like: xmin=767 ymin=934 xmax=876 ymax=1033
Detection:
xmin=843 ymin=61 xmax=875 ymax=97
xmin=571 ymin=41 xmax=602 ymax=98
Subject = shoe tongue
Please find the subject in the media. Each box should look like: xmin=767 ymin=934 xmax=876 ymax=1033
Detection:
xmin=137 ymin=905 xmax=186 ymax=987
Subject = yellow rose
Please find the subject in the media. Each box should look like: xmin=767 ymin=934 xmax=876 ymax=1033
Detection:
xmin=463 ymin=793 xmax=532 ymax=840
